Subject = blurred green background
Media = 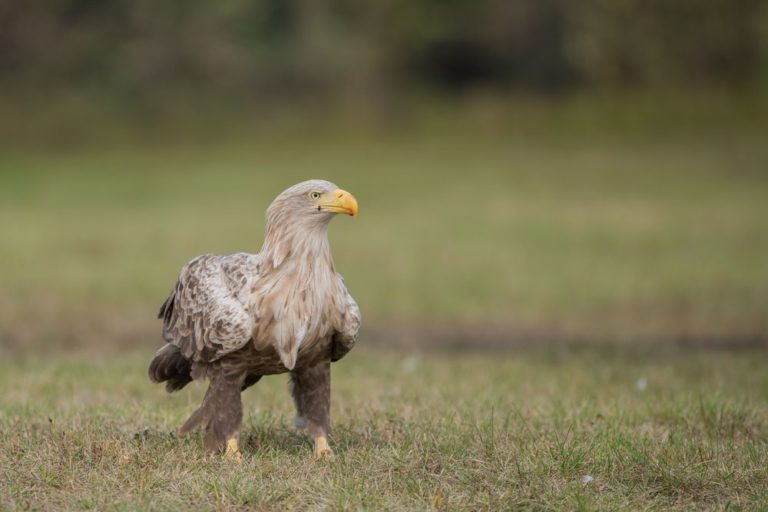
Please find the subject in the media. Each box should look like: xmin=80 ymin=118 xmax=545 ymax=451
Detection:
xmin=1 ymin=0 xmax=767 ymax=352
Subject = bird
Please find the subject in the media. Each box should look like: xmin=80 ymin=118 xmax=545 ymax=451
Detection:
xmin=148 ymin=180 xmax=361 ymax=460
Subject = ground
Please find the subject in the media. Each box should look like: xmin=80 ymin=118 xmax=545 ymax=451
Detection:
xmin=1 ymin=347 xmax=766 ymax=510
xmin=1 ymin=94 xmax=767 ymax=510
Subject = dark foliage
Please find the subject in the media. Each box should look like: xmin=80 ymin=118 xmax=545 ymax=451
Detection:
xmin=0 ymin=0 xmax=766 ymax=99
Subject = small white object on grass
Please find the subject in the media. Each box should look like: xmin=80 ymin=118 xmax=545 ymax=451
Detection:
xmin=581 ymin=475 xmax=594 ymax=485
xmin=636 ymin=377 xmax=648 ymax=392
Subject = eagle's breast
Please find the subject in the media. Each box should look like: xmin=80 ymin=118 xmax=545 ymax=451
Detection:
xmin=249 ymin=259 xmax=341 ymax=370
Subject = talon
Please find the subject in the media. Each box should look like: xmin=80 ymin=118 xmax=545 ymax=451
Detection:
xmin=314 ymin=435 xmax=334 ymax=459
xmin=225 ymin=438 xmax=243 ymax=462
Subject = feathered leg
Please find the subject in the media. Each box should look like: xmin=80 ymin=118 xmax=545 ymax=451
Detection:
xmin=179 ymin=366 xmax=245 ymax=461
xmin=290 ymin=360 xmax=333 ymax=458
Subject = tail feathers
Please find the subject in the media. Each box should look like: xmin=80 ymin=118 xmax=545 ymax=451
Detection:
xmin=148 ymin=344 xmax=193 ymax=392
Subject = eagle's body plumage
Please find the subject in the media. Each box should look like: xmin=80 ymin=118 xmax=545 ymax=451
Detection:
xmin=148 ymin=180 xmax=360 ymax=459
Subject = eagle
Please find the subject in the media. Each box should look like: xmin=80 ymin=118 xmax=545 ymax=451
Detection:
xmin=148 ymin=180 xmax=360 ymax=460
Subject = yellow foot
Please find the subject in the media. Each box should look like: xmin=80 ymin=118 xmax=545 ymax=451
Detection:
xmin=224 ymin=438 xmax=242 ymax=462
xmin=314 ymin=435 xmax=334 ymax=459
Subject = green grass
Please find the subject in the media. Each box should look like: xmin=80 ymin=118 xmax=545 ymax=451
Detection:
xmin=1 ymin=96 xmax=767 ymax=509
xmin=1 ymin=96 xmax=768 ymax=345
xmin=1 ymin=347 xmax=766 ymax=510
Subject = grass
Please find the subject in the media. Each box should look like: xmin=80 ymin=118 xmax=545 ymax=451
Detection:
xmin=1 ymin=95 xmax=767 ymax=509
xmin=1 ymin=347 xmax=766 ymax=510
xmin=1 ymin=95 xmax=768 ymax=346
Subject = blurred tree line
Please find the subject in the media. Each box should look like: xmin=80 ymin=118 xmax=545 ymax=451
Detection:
xmin=1 ymin=0 xmax=767 ymax=102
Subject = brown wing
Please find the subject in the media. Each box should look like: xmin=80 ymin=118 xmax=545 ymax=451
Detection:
xmin=158 ymin=252 xmax=259 ymax=363
xmin=331 ymin=275 xmax=361 ymax=362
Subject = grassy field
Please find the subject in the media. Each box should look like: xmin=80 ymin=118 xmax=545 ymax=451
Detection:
xmin=1 ymin=96 xmax=767 ymax=509
xmin=1 ymin=347 xmax=766 ymax=510
xmin=1 ymin=95 xmax=768 ymax=348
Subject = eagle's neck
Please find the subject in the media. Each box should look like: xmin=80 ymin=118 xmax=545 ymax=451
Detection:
xmin=260 ymin=218 xmax=335 ymax=275
xmin=255 ymin=215 xmax=339 ymax=371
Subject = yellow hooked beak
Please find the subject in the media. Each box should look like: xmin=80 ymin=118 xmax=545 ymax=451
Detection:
xmin=320 ymin=189 xmax=358 ymax=217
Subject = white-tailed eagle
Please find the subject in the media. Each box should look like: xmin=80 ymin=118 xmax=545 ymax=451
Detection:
xmin=149 ymin=180 xmax=360 ymax=459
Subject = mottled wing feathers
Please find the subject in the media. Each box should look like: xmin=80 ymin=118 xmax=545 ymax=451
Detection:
xmin=331 ymin=277 xmax=361 ymax=362
xmin=159 ymin=253 xmax=258 ymax=363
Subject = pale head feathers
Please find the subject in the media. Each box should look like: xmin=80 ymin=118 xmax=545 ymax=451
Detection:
xmin=262 ymin=180 xmax=347 ymax=270
xmin=266 ymin=179 xmax=340 ymax=227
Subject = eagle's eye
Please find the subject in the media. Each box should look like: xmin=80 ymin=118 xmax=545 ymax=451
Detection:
xmin=309 ymin=192 xmax=321 ymax=200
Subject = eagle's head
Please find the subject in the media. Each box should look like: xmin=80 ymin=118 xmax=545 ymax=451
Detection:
xmin=262 ymin=180 xmax=358 ymax=268
xmin=267 ymin=180 xmax=358 ymax=228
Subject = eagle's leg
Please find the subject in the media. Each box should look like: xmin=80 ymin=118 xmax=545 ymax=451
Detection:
xmin=203 ymin=367 xmax=245 ymax=461
xmin=290 ymin=360 xmax=333 ymax=458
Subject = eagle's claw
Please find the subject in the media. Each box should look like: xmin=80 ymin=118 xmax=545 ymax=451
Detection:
xmin=314 ymin=436 xmax=334 ymax=459
xmin=225 ymin=438 xmax=243 ymax=463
